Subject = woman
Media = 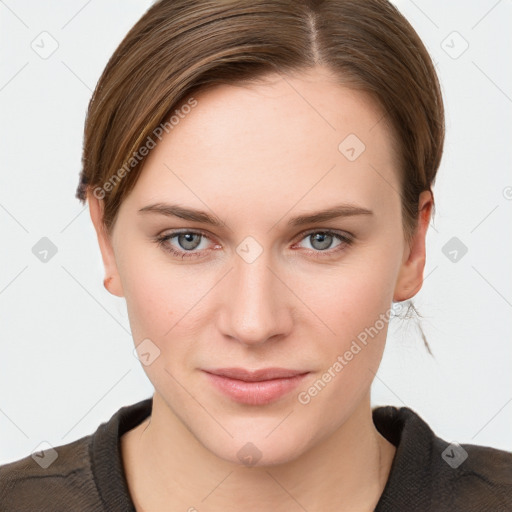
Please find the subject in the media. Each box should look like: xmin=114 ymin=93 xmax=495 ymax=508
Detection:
xmin=1 ymin=0 xmax=511 ymax=510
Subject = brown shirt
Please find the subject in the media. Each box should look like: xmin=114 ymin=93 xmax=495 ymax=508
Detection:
xmin=1 ymin=397 xmax=511 ymax=511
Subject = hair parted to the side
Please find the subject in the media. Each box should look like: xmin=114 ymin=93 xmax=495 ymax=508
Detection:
xmin=75 ymin=0 xmax=444 ymax=354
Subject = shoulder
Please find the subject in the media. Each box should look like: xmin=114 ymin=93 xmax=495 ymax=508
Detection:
xmin=445 ymin=441 xmax=512 ymax=509
xmin=0 ymin=434 xmax=103 ymax=511
xmin=373 ymin=405 xmax=512 ymax=511
xmin=0 ymin=398 xmax=152 ymax=512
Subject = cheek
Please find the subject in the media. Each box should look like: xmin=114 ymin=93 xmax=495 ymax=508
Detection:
xmin=121 ymin=263 xmax=195 ymax=392
xmin=305 ymin=245 xmax=399 ymax=342
xmin=123 ymin=270 xmax=175 ymax=343
xmin=295 ymin=271 xmax=394 ymax=422
xmin=294 ymin=239 xmax=399 ymax=400
xmin=119 ymin=247 xmax=216 ymax=378
xmin=118 ymin=239 xmax=201 ymax=339
xmin=118 ymin=261 xmax=186 ymax=363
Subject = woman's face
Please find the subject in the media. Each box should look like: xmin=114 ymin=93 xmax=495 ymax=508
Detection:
xmin=90 ymin=66 xmax=428 ymax=466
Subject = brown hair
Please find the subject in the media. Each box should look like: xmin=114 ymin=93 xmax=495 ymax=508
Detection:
xmin=75 ymin=0 xmax=444 ymax=352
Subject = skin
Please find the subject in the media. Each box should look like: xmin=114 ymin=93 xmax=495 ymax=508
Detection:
xmin=87 ymin=65 xmax=432 ymax=511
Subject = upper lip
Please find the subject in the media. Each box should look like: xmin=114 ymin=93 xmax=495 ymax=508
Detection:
xmin=203 ymin=367 xmax=309 ymax=382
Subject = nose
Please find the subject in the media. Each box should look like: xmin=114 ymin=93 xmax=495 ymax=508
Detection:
xmin=218 ymin=249 xmax=293 ymax=346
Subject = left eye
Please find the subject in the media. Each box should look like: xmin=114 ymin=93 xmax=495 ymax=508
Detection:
xmin=172 ymin=232 xmax=205 ymax=251
xmin=297 ymin=231 xmax=344 ymax=251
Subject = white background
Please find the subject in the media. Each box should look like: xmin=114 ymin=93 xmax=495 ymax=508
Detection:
xmin=0 ymin=0 xmax=511 ymax=464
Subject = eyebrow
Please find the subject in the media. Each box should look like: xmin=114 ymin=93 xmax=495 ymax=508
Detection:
xmin=138 ymin=202 xmax=373 ymax=227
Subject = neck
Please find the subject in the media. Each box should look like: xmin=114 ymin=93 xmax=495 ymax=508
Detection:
xmin=121 ymin=391 xmax=396 ymax=511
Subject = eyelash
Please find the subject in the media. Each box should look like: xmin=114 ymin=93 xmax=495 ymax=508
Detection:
xmin=153 ymin=229 xmax=354 ymax=260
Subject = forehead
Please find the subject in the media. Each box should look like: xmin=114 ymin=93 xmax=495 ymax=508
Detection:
xmin=121 ymin=69 xmax=400 ymax=222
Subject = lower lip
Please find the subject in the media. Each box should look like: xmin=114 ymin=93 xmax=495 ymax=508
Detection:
xmin=203 ymin=371 xmax=309 ymax=405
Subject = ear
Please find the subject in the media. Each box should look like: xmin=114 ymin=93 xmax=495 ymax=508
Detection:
xmin=86 ymin=188 xmax=125 ymax=297
xmin=393 ymin=190 xmax=433 ymax=302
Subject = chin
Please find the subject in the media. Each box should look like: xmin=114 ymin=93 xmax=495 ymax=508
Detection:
xmin=197 ymin=425 xmax=313 ymax=469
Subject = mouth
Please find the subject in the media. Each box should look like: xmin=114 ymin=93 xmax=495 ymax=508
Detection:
xmin=202 ymin=367 xmax=310 ymax=405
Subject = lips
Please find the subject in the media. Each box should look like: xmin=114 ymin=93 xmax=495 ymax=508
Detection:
xmin=202 ymin=367 xmax=310 ymax=405
xmin=203 ymin=367 xmax=309 ymax=382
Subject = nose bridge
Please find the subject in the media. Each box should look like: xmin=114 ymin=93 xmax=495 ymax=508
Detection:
xmin=220 ymin=239 xmax=288 ymax=344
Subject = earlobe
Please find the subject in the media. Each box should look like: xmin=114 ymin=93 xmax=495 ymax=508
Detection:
xmin=86 ymin=189 xmax=125 ymax=298
xmin=393 ymin=190 xmax=433 ymax=302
